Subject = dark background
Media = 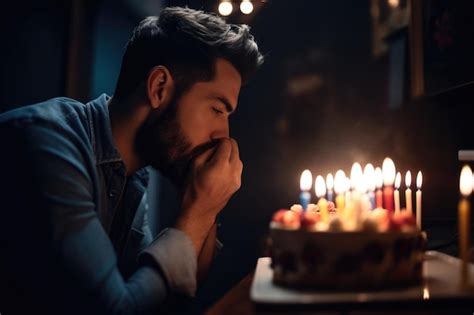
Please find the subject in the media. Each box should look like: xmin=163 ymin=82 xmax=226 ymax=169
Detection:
xmin=1 ymin=0 xmax=474 ymax=313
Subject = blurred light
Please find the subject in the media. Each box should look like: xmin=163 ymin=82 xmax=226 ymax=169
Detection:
xmin=382 ymin=157 xmax=396 ymax=186
xmin=218 ymin=1 xmax=233 ymax=16
xmin=388 ymin=0 xmax=399 ymax=8
xmin=315 ymin=175 xmax=326 ymax=198
xmin=240 ymin=0 xmax=254 ymax=15
xmin=300 ymin=169 xmax=312 ymax=191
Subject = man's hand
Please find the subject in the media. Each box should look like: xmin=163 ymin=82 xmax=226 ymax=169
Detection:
xmin=175 ymin=138 xmax=242 ymax=254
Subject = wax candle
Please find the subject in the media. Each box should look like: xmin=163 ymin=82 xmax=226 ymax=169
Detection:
xmin=326 ymin=173 xmax=334 ymax=202
xmin=300 ymin=170 xmax=312 ymax=212
xmin=394 ymin=172 xmax=401 ymax=213
xmin=315 ymin=175 xmax=329 ymax=223
xmin=382 ymin=157 xmax=396 ymax=212
xmin=458 ymin=165 xmax=472 ymax=288
xmin=405 ymin=171 xmax=413 ymax=215
xmin=416 ymin=171 xmax=422 ymax=229
xmin=334 ymin=170 xmax=346 ymax=212
xmin=350 ymin=163 xmax=364 ymax=226
xmin=364 ymin=163 xmax=376 ymax=210
xmin=375 ymin=167 xmax=383 ymax=208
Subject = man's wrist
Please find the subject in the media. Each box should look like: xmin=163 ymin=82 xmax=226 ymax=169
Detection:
xmin=174 ymin=209 xmax=216 ymax=254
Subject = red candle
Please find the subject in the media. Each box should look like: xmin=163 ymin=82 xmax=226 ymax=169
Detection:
xmin=374 ymin=167 xmax=383 ymax=208
xmin=382 ymin=158 xmax=396 ymax=213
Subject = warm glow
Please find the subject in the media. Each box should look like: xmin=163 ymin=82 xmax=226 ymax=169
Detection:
xmin=218 ymin=1 xmax=233 ymax=16
xmin=459 ymin=166 xmax=472 ymax=197
xmin=350 ymin=163 xmax=363 ymax=190
xmin=356 ymin=173 xmax=367 ymax=193
xmin=364 ymin=164 xmax=376 ymax=192
xmin=334 ymin=170 xmax=346 ymax=194
xmin=395 ymin=172 xmax=401 ymax=189
xmin=382 ymin=157 xmax=396 ymax=185
xmin=345 ymin=177 xmax=352 ymax=192
xmin=423 ymin=286 xmax=430 ymax=300
xmin=300 ymin=169 xmax=312 ymax=191
xmin=416 ymin=171 xmax=423 ymax=190
xmin=326 ymin=173 xmax=334 ymax=190
xmin=315 ymin=175 xmax=326 ymax=198
xmin=375 ymin=167 xmax=383 ymax=189
xmin=405 ymin=171 xmax=412 ymax=188
xmin=240 ymin=0 xmax=254 ymax=14
xmin=388 ymin=0 xmax=400 ymax=8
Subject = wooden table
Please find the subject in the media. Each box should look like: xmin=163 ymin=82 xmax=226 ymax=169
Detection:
xmin=205 ymin=256 xmax=474 ymax=315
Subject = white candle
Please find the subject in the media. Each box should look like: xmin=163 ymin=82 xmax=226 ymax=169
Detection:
xmin=416 ymin=171 xmax=423 ymax=229
xmin=405 ymin=171 xmax=413 ymax=215
xmin=364 ymin=164 xmax=376 ymax=209
xmin=394 ymin=172 xmax=401 ymax=214
xmin=459 ymin=165 xmax=472 ymax=288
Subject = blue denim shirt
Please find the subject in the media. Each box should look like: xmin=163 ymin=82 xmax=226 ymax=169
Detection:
xmin=0 ymin=94 xmax=197 ymax=314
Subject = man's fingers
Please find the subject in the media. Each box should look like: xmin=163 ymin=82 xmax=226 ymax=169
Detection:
xmin=209 ymin=139 xmax=232 ymax=165
xmin=229 ymin=138 xmax=240 ymax=164
xmin=194 ymin=146 xmax=217 ymax=167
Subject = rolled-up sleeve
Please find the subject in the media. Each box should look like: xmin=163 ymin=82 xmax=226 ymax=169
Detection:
xmin=139 ymin=228 xmax=197 ymax=297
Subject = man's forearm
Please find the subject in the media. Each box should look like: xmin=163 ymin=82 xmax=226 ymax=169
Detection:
xmin=197 ymin=222 xmax=217 ymax=285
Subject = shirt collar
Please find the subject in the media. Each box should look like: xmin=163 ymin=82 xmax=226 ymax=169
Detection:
xmin=85 ymin=93 xmax=122 ymax=165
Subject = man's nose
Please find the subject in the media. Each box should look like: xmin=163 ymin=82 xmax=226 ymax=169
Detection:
xmin=210 ymin=122 xmax=229 ymax=140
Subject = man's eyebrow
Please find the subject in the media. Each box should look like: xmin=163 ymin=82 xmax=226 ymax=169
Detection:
xmin=215 ymin=96 xmax=235 ymax=113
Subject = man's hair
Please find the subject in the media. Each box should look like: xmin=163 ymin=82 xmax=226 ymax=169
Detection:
xmin=114 ymin=6 xmax=264 ymax=103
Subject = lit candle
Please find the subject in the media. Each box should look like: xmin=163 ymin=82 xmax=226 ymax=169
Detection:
xmin=326 ymin=173 xmax=334 ymax=202
xmin=345 ymin=177 xmax=352 ymax=205
xmin=405 ymin=171 xmax=413 ymax=215
xmin=300 ymin=170 xmax=312 ymax=212
xmin=382 ymin=157 xmax=396 ymax=212
xmin=315 ymin=175 xmax=329 ymax=223
xmin=375 ymin=167 xmax=383 ymax=208
xmin=394 ymin=172 xmax=401 ymax=213
xmin=459 ymin=165 xmax=472 ymax=288
xmin=364 ymin=163 xmax=376 ymax=210
xmin=334 ymin=170 xmax=346 ymax=212
xmin=416 ymin=171 xmax=422 ymax=229
xmin=350 ymin=163 xmax=364 ymax=225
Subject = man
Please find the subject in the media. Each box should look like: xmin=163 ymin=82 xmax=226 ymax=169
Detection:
xmin=0 ymin=6 xmax=263 ymax=314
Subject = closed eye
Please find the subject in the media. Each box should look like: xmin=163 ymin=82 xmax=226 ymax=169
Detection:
xmin=212 ymin=107 xmax=224 ymax=114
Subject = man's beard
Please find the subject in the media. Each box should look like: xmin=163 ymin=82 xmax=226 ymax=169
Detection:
xmin=135 ymin=100 xmax=217 ymax=187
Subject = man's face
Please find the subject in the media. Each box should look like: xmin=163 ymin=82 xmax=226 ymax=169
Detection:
xmin=136 ymin=58 xmax=242 ymax=185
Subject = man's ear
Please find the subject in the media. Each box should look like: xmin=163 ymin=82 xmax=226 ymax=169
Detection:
xmin=147 ymin=66 xmax=174 ymax=110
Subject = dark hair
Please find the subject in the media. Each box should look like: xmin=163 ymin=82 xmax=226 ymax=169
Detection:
xmin=113 ymin=6 xmax=264 ymax=103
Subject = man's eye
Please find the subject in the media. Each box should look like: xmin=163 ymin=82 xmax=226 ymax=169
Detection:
xmin=212 ymin=107 xmax=224 ymax=114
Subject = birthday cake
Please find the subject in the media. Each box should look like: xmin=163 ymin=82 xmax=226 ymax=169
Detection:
xmin=267 ymin=204 xmax=426 ymax=290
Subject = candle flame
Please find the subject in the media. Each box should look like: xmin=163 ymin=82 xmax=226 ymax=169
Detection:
xmin=350 ymin=162 xmax=363 ymax=190
xmin=364 ymin=163 xmax=376 ymax=192
xmin=326 ymin=173 xmax=334 ymax=190
xmin=334 ymin=170 xmax=346 ymax=194
xmin=423 ymin=286 xmax=430 ymax=300
xmin=405 ymin=171 xmax=412 ymax=188
xmin=300 ymin=169 xmax=313 ymax=191
xmin=416 ymin=171 xmax=423 ymax=190
xmin=382 ymin=157 xmax=396 ymax=185
xmin=459 ymin=165 xmax=472 ymax=196
xmin=395 ymin=172 xmax=401 ymax=189
xmin=315 ymin=175 xmax=326 ymax=198
xmin=375 ymin=167 xmax=383 ymax=189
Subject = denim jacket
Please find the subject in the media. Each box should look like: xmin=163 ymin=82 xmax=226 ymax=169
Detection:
xmin=0 ymin=94 xmax=197 ymax=314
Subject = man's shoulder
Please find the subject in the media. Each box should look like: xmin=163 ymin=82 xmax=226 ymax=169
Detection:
xmin=0 ymin=96 xmax=87 ymax=127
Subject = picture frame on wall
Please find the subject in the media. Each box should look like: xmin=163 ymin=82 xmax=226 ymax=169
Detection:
xmin=410 ymin=0 xmax=474 ymax=98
